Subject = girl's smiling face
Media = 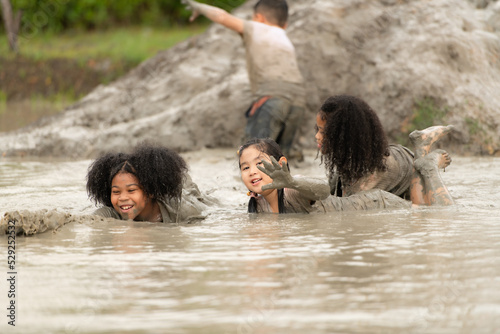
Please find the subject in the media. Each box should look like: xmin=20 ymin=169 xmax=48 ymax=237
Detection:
xmin=239 ymin=146 xmax=275 ymax=196
xmin=111 ymin=172 xmax=151 ymax=220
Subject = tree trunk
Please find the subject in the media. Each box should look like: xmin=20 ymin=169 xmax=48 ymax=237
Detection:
xmin=1 ymin=0 xmax=22 ymax=52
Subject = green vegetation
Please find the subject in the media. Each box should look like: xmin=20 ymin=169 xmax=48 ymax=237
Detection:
xmin=0 ymin=24 xmax=209 ymax=132
xmin=396 ymin=97 xmax=449 ymax=146
xmin=0 ymin=25 xmax=208 ymax=65
xmin=6 ymin=0 xmax=245 ymax=33
xmin=465 ymin=117 xmax=483 ymax=136
xmin=0 ymin=90 xmax=7 ymax=114
xmin=409 ymin=97 xmax=447 ymax=130
xmin=1 ymin=0 xmax=247 ymax=132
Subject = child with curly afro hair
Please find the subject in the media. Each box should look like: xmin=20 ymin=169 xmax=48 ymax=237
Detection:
xmin=315 ymin=94 xmax=454 ymax=205
xmin=86 ymin=142 xmax=209 ymax=222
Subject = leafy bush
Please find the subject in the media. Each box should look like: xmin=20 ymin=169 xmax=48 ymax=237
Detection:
xmin=396 ymin=97 xmax=449 ymax=146
xmin=5 ymin=0 xmax=246 ymax=34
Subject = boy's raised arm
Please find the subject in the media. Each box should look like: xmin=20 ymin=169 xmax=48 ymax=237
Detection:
xmin=182 ymin=0 xmax=244 ymax=34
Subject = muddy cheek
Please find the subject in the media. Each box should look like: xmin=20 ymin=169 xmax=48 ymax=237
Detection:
xmin=132 ymin=209 xmax=141 ymax=219
xmin=119 ymin=211 xmax=132 ymax=220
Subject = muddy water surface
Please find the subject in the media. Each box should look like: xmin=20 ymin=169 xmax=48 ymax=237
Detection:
xmin=1 ymin=149 xmax=499 ymax=334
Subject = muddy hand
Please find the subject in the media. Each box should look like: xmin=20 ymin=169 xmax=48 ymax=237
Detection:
xmin=258 ymin=156 xmax=293 ymax=190
xmin=181 ymin=0 xmax=200 ymax=22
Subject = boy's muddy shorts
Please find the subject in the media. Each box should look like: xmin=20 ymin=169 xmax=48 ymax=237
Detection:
xmin=244 ymin=96 xmax=305 ymax=158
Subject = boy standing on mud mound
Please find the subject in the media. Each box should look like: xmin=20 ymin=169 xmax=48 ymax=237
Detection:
xmin=182 ymin=0 xmax=306 ymax=160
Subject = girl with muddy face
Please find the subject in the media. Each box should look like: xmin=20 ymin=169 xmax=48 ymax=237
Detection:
xmin=86 ymin=143 xmax=188 ymax=222
xmin=238 ymin=138 xmax=332 ymax=214
xmin=238 ymin=138 xmax=288 ymax=213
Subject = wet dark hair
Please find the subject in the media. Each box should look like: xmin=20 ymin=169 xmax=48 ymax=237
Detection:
xmin=319 ymin=95 xmax=389 ymax=185
xmin=86 ymin=142 xmax=188 ymax=207
xmin=238 ymin=138 xmax=288 ymax=213
xmin=254 ymin=0 xmax=288 ymax=27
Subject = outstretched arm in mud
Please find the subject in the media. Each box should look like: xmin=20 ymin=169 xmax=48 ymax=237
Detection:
xmin=1 ymin=210 xmax=107 ymax=236
xmin=182 ymin=0 xmax=244 ymax=33
xmin=258 ymin=156 xmax=331 ymax=201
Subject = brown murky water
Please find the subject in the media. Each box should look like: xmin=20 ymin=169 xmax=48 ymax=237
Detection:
xmin=1 ymin=149 xmax=499 ymax=334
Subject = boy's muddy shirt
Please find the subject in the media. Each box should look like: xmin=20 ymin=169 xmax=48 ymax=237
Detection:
xmin=242 ymin=21 xmax=305 ymax=105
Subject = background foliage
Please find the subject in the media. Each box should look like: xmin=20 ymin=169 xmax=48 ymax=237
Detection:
xmin=3 ymin=0 xmax=246 ymax=32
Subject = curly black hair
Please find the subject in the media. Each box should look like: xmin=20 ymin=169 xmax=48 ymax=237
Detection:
xmin=238 ymin=137 xmax=288 ymax=213
xmin=86 ymin=142 xmax=188 ymax=207
xmin=319 ymin=95 xmax=389 ymax=185
xmin=254 ymin=0 xmax=288 ymax=28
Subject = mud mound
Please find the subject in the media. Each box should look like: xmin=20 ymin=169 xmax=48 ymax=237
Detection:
xmin=1 ymin=0 xmax=499 ymax=158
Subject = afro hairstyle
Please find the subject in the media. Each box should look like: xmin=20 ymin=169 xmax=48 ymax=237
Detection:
xmin=86 ymin=142 xmax=188 ymax=207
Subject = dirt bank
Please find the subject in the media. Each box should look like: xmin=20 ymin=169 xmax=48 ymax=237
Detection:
xmin=0 ymin=55 xmax=130 ymax=100
xmin=1 ymin=0 xmax=500 ymax=158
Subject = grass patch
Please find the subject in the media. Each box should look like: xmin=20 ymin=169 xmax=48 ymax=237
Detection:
xmin=409 ymin=97 xmax=447 ymax=130
xmin=0 ymin=25 xmax=208 ymax=66
xmin=0 ymin=90 xmax=6 ymax=104
xmin=0 ymin=90 xmax=6 ymax=115
xmin=0 ymin=25 xmax=208 ymax=132
xmin=396 ymin=97 xmax=448 ymax=145
xmin=465 ymin=117 xmax=483 ymax=136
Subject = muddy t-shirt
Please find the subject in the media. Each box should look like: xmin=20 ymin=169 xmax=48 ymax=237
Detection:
xmin=254 ymin=188 xmax=313 ymax=213
xmin=242 ymin=21 xmax=305 ymax=105
xmin=342 ymin=145 xmax=414 ymax=198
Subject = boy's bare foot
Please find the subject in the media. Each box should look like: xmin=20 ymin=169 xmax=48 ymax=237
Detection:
xmin=414 ymin=149 xmax=451 ymax=177
xmin=409 ymin=125 xmax=454 ymax=158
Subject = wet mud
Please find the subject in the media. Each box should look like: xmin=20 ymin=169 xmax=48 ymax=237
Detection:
xmin=0 ymin=210 xmax=107 ymax=236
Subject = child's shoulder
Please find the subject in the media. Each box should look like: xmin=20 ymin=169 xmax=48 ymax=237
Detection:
xmin=244 ymin=20 xmax=286 ymax=35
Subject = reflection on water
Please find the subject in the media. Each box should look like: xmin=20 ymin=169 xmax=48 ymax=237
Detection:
xmin=1 ymin=150 xmax=499 ymax=333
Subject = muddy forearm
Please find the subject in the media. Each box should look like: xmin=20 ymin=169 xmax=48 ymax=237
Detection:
xmin=259 ymin=157 xmax=331 ymax=201
xmin=288 ymin=176 xmax=331 ymax=201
